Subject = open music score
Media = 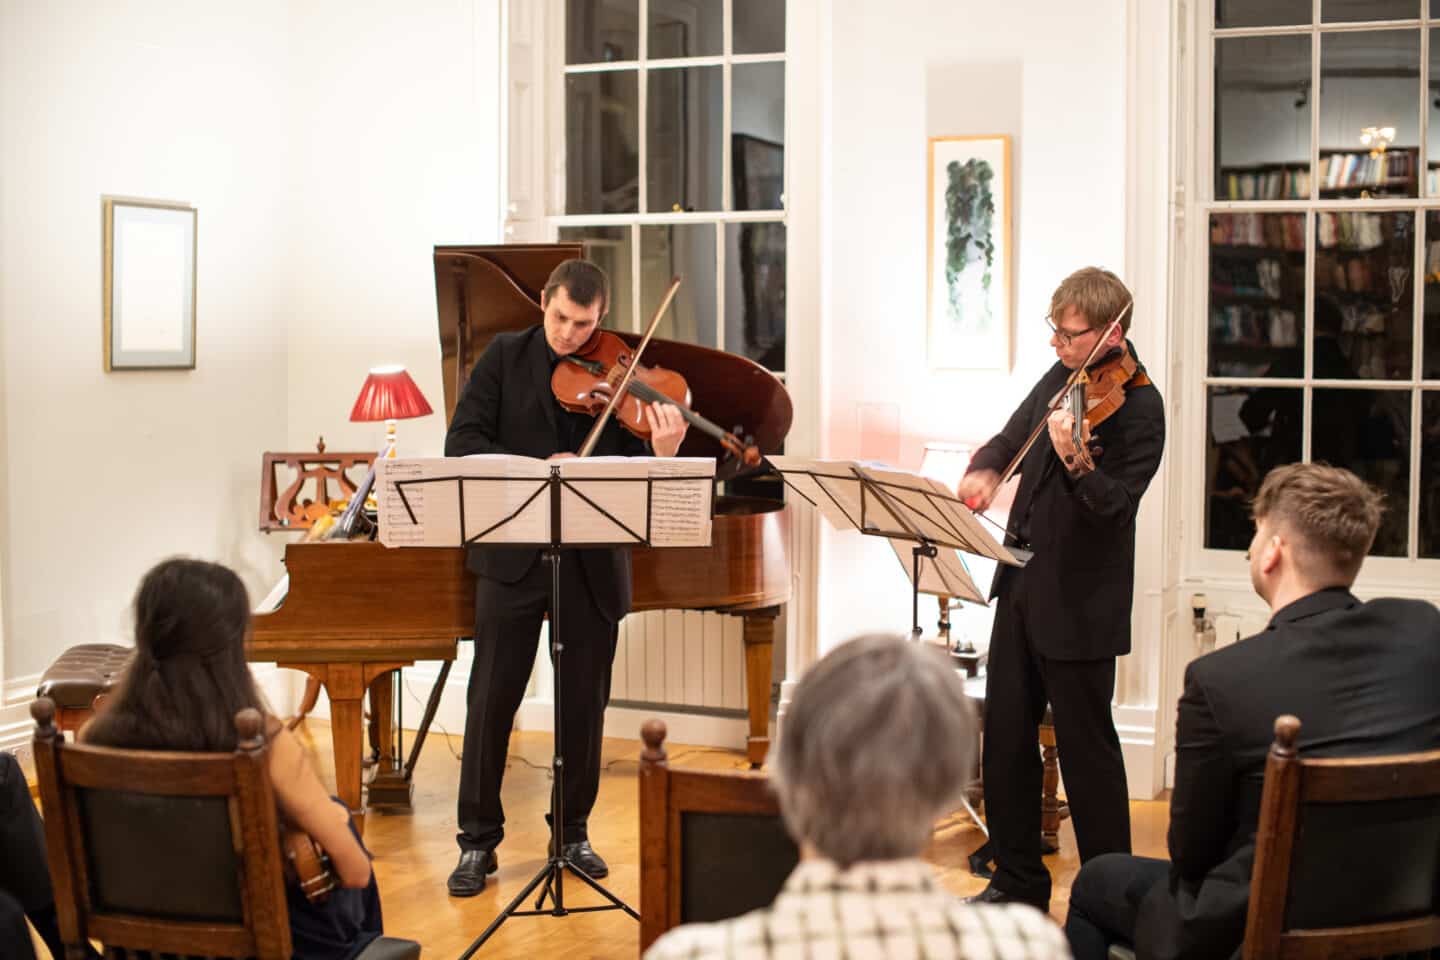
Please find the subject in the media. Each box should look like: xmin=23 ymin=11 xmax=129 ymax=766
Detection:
xmin=376 ymin=454 xmax=717 ymax=549
xmin=768 ymin=456 xmax=1018 ymax=616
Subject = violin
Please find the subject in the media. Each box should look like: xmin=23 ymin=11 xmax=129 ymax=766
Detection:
xmin=550 ymin=294 xmax=762 ymax=467
xmin=1062 ymin=342 xmax=1151 ymax=471
xmin=282 ymin=825 xmax=337 ymax=904
xmin=983 ymin=300 xmax=1138 ymax=498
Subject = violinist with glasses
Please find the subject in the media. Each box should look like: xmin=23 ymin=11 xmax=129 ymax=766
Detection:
xmin=442 ymin=259 xmax=688 ymax=897
xmin=956 ymin=267 xmax=1166 ymax=911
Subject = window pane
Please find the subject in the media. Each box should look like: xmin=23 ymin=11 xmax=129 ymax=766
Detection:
xmin=1428 ymin=30 xmax=1440 ymax=196
xmin=648 ymin=0 xmax=721 ymax=58
xmin=735 ymin=0 xmax=785 ymax=54
xmin=567 ymin=0 xmax=639 ymax=64
xmin=647 ymin=66 xmax=723 ymax=213
xmin=732 ymin=63 xmax=785 ymax=210
xmin=1216 ymin=35 xmax=1311 ymax=200
xmin=1322 ymin=0 xmax=1419 ymax=21
xmin=1425 ymin=211 xmax=1440 ymax=377
xmin=1206 ymin=386 xmax=1302 ymax=550
xmin=1422 ymin=391 xmax=1440 ymax=558
xmin=725 ymin=223 xmax=785 ymax=370
xmin=558 ymin=226 xmax=634 ymax=332
xmin=1209 ymin=214 xmax=1305 ymax=377
xmin=566 ymin=71 xmax=639 ymax=214
xmin=1216 ymin=0 xmax=1311 ymax=27
xmin=1311 ymin=388 xmax=1411 ymax=555
xmin=641 ymin=224 xmax=716 ymax=347
xmin=1315 ymin=211 xmax=1414 ymax=379
xmin=1318 ymin=31 xmax=1420 ymax=199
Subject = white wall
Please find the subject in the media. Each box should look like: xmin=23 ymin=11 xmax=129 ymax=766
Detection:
xmin=0 ymin=4 xmax=295 ymax=725
xmin=815 ymin=0 xmax=1128 ymax=650
xmin=0 ymin=1 xmax=502 ymax=741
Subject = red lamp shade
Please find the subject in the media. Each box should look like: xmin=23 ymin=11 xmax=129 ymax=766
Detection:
xmin=349 ymin=365 xmax=433 ymax=422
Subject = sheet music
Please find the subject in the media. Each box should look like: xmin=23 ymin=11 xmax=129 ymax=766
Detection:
xmin=770 ymin=456 xmax=1014 ymax=566
xmin=378 ymin=456 xmax=550 ymax=547
xmin=643 ymin=457 xmax=716 ymax=547
xmin=377 ymin=454 xmax=714 ymax=548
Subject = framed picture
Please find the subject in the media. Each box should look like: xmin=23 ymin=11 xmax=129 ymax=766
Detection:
xmin=102 ymin=196 xmax=197 ymax=370
xmin=927 ymin=135 xmax=1012 ymax=370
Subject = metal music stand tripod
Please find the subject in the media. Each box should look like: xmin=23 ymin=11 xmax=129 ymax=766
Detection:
xmin=373 ymin=455 xmax=714 ymax=956
xmin=455 ymin=464 xmax=642 ymax=956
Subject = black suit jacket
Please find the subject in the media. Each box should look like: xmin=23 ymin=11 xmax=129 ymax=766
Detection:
xmin=443 ymin=325 xmax=649 ymax=623
xmin=1135 ymin=588 xmax=1440 ymax=960
xmin=966 ymin=343 xmax=1165 ymax=659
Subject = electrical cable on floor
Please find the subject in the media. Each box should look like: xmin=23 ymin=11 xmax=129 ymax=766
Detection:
xmin=400 ymin=673 xmax=552 ymax=775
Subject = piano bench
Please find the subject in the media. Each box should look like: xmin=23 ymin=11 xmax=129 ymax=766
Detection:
xmin=36 ymin=643 xmax=132 ymax=733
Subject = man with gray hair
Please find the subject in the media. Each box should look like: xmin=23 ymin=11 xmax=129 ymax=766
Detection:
xmin=646 ymin=634 xmax=1070 ymax=959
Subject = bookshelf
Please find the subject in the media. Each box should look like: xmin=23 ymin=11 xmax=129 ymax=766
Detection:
xmin=1219 ymin=147 xmax=1419 ymax=200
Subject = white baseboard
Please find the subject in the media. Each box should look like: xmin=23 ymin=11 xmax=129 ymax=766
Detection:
xmin=2 ymin=672 xmax=42 ymax=751
xmin=1114 ymin=704 xmax=1161 ymax=800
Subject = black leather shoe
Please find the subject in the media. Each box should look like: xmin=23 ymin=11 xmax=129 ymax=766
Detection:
xmin=447 ymin=848 xmax=498 ymax=897
xmin=562 ymin=840 xmax=609 ymax=878
xmin=964 ymin=885 xmax=1048 ymax=911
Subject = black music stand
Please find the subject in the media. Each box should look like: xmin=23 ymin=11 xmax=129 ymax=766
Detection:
xmin=767 ymin=458 xmax=1014 ymax=638
xmin=378 ymin=455 xmax=715 ymax=955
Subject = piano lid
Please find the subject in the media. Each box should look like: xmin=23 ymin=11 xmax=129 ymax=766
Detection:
xmin=434 ymin=243 xmax=792 ymax=478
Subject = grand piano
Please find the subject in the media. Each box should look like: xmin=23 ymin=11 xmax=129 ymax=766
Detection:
xmin=250 ymin=243 xmax=792 ymax=828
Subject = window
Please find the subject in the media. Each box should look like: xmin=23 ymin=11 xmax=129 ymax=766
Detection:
xmin=555 ymin=0 xmax=788 ymax=375
xmin=1203 ymin=1 xmax=1440 ymax=559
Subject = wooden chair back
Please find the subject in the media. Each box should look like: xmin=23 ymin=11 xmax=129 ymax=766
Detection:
xmin=1243 ymin=714 xmax=1440 ymax=959
xmin=31 ymin=698 xmax=292 ymax=959
xmin=638 ymin=719 xmax=799 ymax=953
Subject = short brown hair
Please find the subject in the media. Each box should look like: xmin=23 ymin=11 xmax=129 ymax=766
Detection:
xmin=1251 ymin=463 xmax=1385 ymax=583
xmin=1049 ymin=267 xmax=1133 ymax=334
xmin=543 ymin=258 xmax=609 ymax=315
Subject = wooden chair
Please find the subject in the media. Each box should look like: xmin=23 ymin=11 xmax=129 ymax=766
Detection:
xmin=638 ymin=720 xmax=799 ymax=953
xmin=1241 ymin=714 xmax=1440 ymax=959
xmin=30 ymin=698 xmax=420 ymax=960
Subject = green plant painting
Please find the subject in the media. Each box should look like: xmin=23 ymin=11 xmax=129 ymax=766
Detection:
xmin=943 ymin=157 xmax=996 ymax=334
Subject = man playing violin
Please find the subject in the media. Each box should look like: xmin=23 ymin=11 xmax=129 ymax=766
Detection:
xmin=956 ymin=266 xmax=1165 ymax=911
xmin=443 ymin=258 xmax=687 ymax=896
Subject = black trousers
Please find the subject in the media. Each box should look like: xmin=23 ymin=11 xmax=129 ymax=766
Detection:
xmin=1065 ymin=853 xmax=1169 ymax=960
xmin=0 ymin=752 xmax=61 ymax=960
xmin=457 ymin=552 xmax=619 ymax=853
xmin=983 ymin=569 xmax=1132 ymax=904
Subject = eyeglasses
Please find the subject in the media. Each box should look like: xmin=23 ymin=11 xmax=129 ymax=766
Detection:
xmin=1045 ymin=315 xmax=1099 ymax=348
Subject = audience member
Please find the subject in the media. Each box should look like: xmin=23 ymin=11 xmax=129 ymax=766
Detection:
xmin=1 ymin=749 xmax=103 ymax=960
xmin=81 ymin=557 xmax=387 ymax=960
xmin=1065 ymin=463 xmax=1440 ymax=960
xmin=646 ymin=634 xmax=1071 ymax=960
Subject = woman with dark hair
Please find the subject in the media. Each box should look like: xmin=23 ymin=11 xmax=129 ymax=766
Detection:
xmin=82 ymin=557 xmax=384 ymax=960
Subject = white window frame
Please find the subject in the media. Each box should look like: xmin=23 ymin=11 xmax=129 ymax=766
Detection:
xmin=541 ymin=0 xmax=788 ymax=376
xmin=1181 ymin=0 xmax=1440 ymax=589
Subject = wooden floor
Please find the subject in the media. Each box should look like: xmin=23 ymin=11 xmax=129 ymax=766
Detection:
xmin=31 ymin=720 xmax=1171 ymax=958
xmin=318 ymin=721 xmax=1169 ymax=958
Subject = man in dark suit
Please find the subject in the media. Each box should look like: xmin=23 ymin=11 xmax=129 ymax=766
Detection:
xmin=957 ymin=267 xmax=1166 ymax=909
xmin=442 ymin=259 xmax=687 ymax=896
xmin=1065 ymin=463 xmax=1440 ymax=960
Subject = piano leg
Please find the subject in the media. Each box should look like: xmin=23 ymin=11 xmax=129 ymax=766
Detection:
xmin=367 ymin=670 xmax=414 ymax=809
xmin=280 ymin=659 xmax=412 ymax=835
xmin=741 ymin=608 xmax=779 ymax=768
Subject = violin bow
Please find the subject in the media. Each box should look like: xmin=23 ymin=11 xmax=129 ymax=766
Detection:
xmin=576 ymin=276 xmax=682 ymax=458
xmin=980 ymin=298 xmax=1134 ymax=500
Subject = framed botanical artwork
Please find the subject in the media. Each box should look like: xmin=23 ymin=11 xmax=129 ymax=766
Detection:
xmin=102 ymin=196 xmax=197 ymax=371
xmin=927 ymin=135 xmax=1012 ymax=370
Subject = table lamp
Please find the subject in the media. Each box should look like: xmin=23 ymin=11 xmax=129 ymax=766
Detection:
xmin=349 ymin=365 xmax=433 ymax=458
